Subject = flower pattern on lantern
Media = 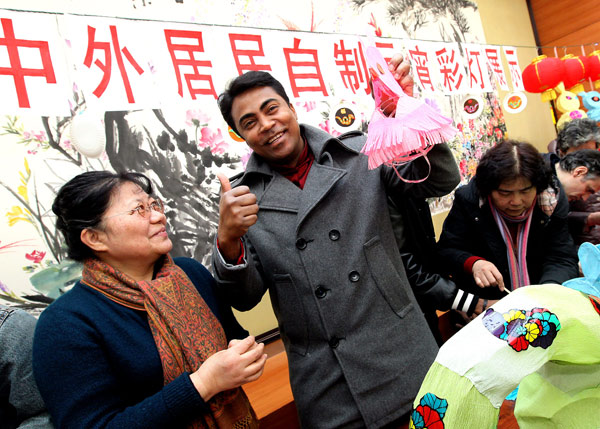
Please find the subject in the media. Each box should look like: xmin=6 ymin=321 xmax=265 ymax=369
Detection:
xmin=410 ymin=393 xmax=447 ymax=429
xmin=482 ymin=307 xmax=561 ymax=352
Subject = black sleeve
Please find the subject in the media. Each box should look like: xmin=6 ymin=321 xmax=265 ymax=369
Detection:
xmin=401 ymin=251 xmax=458 ymax=313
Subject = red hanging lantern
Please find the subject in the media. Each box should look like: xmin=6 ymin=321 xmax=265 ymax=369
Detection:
xmin=522 ymin=55 xmax=565 ymax=102
xmin=587 ymin=50 xmax=600 ymax=89
xmin=561 ymin=54 xmax=588 ymax=94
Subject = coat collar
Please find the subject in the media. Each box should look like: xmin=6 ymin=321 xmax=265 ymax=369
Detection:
xmin=235 ymin=124 xmax=355 ymax=231
xmin=238 ymin=124 xmax=359 ymax=178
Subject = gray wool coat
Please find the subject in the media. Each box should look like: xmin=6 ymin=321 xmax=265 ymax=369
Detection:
xmin=213 ymin=124 xmax=460 ymax=428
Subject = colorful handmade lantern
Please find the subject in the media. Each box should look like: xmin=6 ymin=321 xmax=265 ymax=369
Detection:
xmin=555 ymin=83 xmax=587 ymax=129
xmin=587 ymin=50 xmax=600 ymax=89
xmin=561 ymin=54 xmax=588 ymax=94
xmin=521 ymin=55 xmax=565 ymax=102
xmin=579 ymin=91 xmax=600 ymax=121
xmin=409 ymin=242 xmax=600 ymax=428
xmin=360 ymin=46 xmax=457 ymax=177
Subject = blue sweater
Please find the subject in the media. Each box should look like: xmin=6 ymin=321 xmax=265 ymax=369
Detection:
xmin=32 ymin=257 xmax=247 ymax=429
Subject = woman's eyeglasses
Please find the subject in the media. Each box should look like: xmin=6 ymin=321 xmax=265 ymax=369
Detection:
xmin=106 ymin=199 xmax=164 ymax=219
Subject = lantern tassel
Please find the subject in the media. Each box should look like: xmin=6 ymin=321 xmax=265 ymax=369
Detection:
xmin=360 ymin=46 xmax=457 ymax=170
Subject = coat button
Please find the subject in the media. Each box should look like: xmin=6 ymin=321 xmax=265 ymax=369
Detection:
xmin=315 ymin=286 xmax=327 ymax=299
xmin=329 ymin=337 xmax=340 ymax=348
xmin=328 ymin=230 xmax=340 ymax=241
xmin=296 ymin=238 xmax=307 ymax=250
xmin=349 ymin=271 xmax=360 ymax=282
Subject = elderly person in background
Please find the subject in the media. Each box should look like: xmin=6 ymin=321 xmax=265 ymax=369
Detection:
xmin=33 ymin=171 xmax=266 ymax=429
xmin=557 ymin=150 xmax=600 ymax=246
xmin=552 ymin=150 xmax=600 ymax=204
xmin=554 ymin=117 xmax=600 ymax=157
xmin=546 ymin=118 xmax=600 ymax=246
xmin=438 ymin=140 xmax=579 ymax=300
xmin=1 ymin=304 xmax=53 ymax=428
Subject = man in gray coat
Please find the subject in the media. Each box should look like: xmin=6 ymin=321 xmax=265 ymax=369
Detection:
xmin=0 ymin=305 xmax=53 ymax=429
xmin=213 ymin=59 xmax=460 ymax=428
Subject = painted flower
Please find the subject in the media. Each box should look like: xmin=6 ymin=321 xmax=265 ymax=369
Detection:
xmin=25 ymin=250 xmax=46 ymax=264
xmin=524 ymin=320 xmax=541 ymax=342
xmin=507 ymin=333 xmax=529 ymax=352
xmin=0 ymin=279 xmax=10 ymax=294
xmin=318 ymin=120 xmax=341 ymax=137
xmin=410 ymin=393 xmax=447 ymax=429
xmin=185 ymin=109 xmax=210 ymax=127
xmin=297 ymin=101 xmax=317 ymax=112
xmin=6 ymin=206 xmax=33 ymax=227
xmin=503 ymin=309 xmax=526 ymax=323
xmin=33 ymin=131 xmax=46 ymax=142
xmin=23 ymin=130 xmax=47 ymax=143
xmin=198 ymin=127 xmax=229 ymax=155
xmin=241 ymin=149 xmax=253 ymax=168
xmin=368 ymin=13 xmax=382 ymax=37
xmin=18 ymin=185 xmax=29 ymax=202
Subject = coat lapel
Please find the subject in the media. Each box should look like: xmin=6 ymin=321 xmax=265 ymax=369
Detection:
xmin=257 ymin=173 xmax=302 ymax=213
xmin=237 ymin=124 xmax=355 ymax=230
xmin=297 ymin=163 xmax=346 ymax=231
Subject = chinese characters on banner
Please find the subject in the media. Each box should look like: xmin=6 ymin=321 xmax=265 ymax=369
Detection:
xmin=0 ymin=11 xmax=72 ymax=115
xmin=0 ymin=10 xmax=523 ymax=115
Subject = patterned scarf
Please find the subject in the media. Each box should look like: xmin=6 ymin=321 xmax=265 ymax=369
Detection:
xmin=81 ymin=255 xmax=257 ymax=429
xmin=488 ymin=197 xmax=535 ymax=290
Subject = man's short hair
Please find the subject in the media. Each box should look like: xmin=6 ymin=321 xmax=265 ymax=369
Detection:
xmin=556 ymin=118 xmax=600 ymax=155
xmin=559 ymin=149 xmax=600 ymax=179
xmin=217 ymin=71 xmax=290 ymax=135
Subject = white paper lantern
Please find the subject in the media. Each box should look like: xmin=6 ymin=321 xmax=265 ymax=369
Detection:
xmin=69 ymin=111 xmax=106 ymax=158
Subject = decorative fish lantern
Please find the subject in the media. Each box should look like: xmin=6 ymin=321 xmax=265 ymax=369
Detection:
xmin=360 ymin=46 xmax=457 ymax=176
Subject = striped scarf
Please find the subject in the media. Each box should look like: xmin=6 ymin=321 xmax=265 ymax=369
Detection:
xmin=488 ymin=197 xmax=535 ymax=290
xmin=81 ymin=255 xmax=257 ymax=429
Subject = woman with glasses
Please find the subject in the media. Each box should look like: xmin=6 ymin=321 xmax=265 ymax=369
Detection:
xmin=437 ymin=140 xmax=579 ymax=302
xmin=32 ymin=171 xmax=265 ymax=429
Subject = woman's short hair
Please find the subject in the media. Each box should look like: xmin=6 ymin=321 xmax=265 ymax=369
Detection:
xmin=475 ymin=140 xmax=550 ymax=198
xmin=52 ymin=171 xmax=153 ymax=261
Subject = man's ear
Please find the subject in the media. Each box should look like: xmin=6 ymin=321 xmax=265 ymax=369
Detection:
xmin=289 ymin=102 xmax=297 ymax=119
xmin=80 ymin=228 xmax=108 ymax=253
xmin=573 ymin=166 xmax=589 ymax=178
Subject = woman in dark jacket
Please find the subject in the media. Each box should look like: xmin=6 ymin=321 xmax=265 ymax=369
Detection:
xmin=438 ymin=140 xmax=579 ymax=300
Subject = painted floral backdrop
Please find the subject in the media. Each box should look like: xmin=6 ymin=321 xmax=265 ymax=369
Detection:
xmin=0 ymin=0 xmax=506 ymax=311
